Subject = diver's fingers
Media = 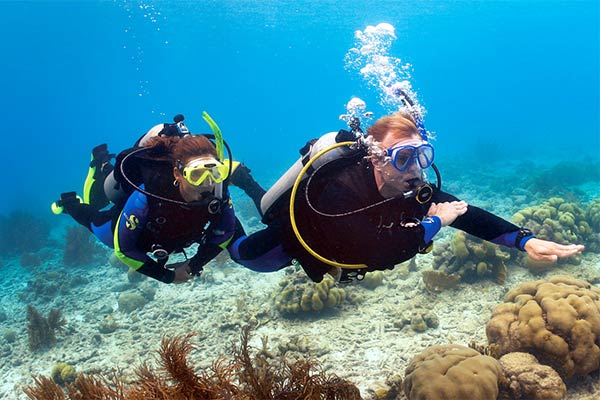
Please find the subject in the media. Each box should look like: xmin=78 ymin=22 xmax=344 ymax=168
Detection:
xmin=553 ymin=244 xmax=585 ymax=258
xmin=530 ymin=253 xmax=559 ymax=262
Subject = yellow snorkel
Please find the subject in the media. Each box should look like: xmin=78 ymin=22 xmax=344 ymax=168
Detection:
xmin=202 ymin=111 xmax=225 ymax=162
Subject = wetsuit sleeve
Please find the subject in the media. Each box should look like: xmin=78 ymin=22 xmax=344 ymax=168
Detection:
xmin=432 ymin=190 xmax=526 ymax=249
xmin=113 ymin=190 xmax=175 ymax=283
xmin=422 ymin=216 xmax=442 ymax=243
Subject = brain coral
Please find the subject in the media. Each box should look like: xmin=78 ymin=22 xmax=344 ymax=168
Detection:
xmin=486 ymin=275 xmax=600 ymax=379
xmin=403 ymin=344 xmax=503 ymax=400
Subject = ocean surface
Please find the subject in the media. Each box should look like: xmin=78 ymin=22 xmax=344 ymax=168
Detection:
xmin=0 ymin=1 xmax=599 ymax=399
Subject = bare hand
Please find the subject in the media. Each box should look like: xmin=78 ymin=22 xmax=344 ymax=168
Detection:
xmin=171 ymin=260 xmax=194 ymax=284
xmin=524 ymin=238 xmax=585 ymax=262
xmin=427 ymin=201 xmax=469 ymax=227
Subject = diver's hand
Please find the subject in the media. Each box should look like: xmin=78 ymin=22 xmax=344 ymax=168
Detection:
xmin=427 ymin=201 xmax=468 ymax=227
xmin=171 ymin=260 xmax=194 ymax=284
xmin=524 ymin=238 xmax=585 ymax=262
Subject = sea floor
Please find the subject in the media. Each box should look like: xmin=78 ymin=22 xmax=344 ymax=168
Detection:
xmin=1 ymin=232 xmax=599 ymax=399
xmin=1 ymin=167 xmax=600 ymax=399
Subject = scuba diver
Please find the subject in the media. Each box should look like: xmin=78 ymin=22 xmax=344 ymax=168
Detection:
xmin=52 ymin=113 xmax=266 ymax=284
xmin=229 ymin=96 xmax=585 ymax=282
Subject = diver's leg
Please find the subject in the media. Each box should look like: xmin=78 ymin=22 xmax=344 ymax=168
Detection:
xmin=83 ymin=144 xmax=115 ymax=210
xmin=229 ymin=164 xmax=267 ymax=216
xmin=228 ymin=220 xmax=292 ymax=272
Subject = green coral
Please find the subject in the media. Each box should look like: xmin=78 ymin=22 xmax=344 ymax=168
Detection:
xmin=118 ymin=291 xmax=147 ymax=313
xmin=275 ymin=272 xmax=346 ymax=315
xmin=512 ymin=197 xmax=599 ymax=258
xmin=51 ymin=362 xmax=77 ymax=385
xmin=98 ymin=314 xmax=119 ymax=334
xmin=586 ymin=198 xmax=600 ymax=233
xmin=432 ymin=231 xmax=510 ymax=284
xmin=360 ymin=271 xmax=384 ymax=289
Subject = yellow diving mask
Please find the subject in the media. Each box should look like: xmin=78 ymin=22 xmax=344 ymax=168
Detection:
xmin=181 ymin=157 xmax=229 ymax=186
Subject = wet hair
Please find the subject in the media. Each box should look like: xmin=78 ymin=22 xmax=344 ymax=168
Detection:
xmin=367 ymin=112 xmax=419 ymax=142
xmin=145 ymin=135 xmax=217 ymax=166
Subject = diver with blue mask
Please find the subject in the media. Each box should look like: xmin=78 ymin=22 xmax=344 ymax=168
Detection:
xmin=229 ymin=97 xmax=584 ymax=282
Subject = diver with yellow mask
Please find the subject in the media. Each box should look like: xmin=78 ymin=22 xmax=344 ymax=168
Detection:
xmin=52 ymin=113 xmax=266 ymax=283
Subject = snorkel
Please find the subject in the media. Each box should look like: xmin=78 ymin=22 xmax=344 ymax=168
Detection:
xmin=201 ymin=111 xmax=230 ymax=202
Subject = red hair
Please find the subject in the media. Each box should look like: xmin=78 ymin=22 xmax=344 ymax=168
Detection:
xmin=145 ymin=135 xmax=217 ymax=165
xmin=367 ymin=112 xmax=419 ymax=142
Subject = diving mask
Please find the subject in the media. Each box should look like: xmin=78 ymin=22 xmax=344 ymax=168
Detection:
xmin=181 ymin=158 xmax=229 ymax=186
xmin=386 ymin=143 xmax=434 ymax=172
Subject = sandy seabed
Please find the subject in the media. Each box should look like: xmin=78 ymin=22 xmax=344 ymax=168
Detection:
xmin=1 ymin=236 xmax=599 ymax=400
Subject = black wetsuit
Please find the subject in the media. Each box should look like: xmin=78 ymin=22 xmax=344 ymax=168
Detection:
xmin=235 ymin=150 xmax=521 ymax=282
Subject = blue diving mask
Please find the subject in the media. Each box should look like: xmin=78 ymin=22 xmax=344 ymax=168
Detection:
xmin=386 ymin=143 xmax=434 ymax=172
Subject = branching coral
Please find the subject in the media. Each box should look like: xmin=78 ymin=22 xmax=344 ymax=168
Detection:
xmin=26 ymin=305 xmax=66 ymax=352
xmin=486 ymin=275 xmax=600 ymax=379
xmin=23 ymin=327 xmax=362 ymax=400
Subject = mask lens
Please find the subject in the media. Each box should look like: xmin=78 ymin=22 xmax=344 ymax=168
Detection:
xmin=388 ymin=143 xmax=434 ymax=171
xmin=416 ymin=145 xmax=434 ymax=169
xmin=183 ymin=160 xmax=228 ymax=186
xmin=393 ymin=147 xmax=414 ymax=170
xmin=188 ymin=168 xmax=209 ymax=183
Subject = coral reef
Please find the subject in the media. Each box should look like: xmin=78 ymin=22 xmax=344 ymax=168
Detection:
xmin=98 ymin=314 xmax=119 ymax=334
xmin=486 ymin=275 xmax=600 ymax=379
xmin=0 ymin=211 xmax=50 ymax=255
xmin=63 ymin=225 xmax=104 ymax=266
xmin=527 ymin=161 xmax=600 ymax=197
xmin=403 ymin=344 xmax=503 ymax=400
xmin=23 ymin=327 xmax=362 ymax=399
xmin=421 ymin=269 xmax=460 ymax=292
xmin=586 ymin=198 xmax=600 ymax=232
xmin=367 ymin=374 xmax=403 ymax=400
xmin=2 ymin=329 xmax=16 ymax=343
xmin=499 ymin=352 xmax=566 ymax=400
xmin=585 ymin=198 xmax=600 ymax=252
xmin=50 ymin=362 xmax=77 ymax=385
xmin=117 ymin=291 xmax=147 ymax=313
xmin=512 ymin=197 xmax=597 ymax=263
xmin=26 ymin=305 xmax=66 ymax=352
xmin=360 ymin=270 xmax=385 ymax=289
xmin=18 ymin=270 xmax=89 ymax=303
xmin=274 ymin=271 xmax=346 ymax=315
xmin=20 ymin=252 xmax=42 ymax=268
xmin=431 ymin=231 xmax=511 ymax=284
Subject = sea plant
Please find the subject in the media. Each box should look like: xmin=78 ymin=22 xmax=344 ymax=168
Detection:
xmin=26 ymin=305 xmax=66 ymax=352
xmin=23 ymin=326 xmax=362 ymax=399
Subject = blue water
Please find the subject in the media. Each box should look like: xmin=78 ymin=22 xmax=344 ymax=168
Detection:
xmin=0 ymin=0 xmax=598 ymax=216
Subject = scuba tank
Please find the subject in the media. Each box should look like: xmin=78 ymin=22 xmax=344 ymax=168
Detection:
xmin=261 ymin=98 xmax=372 ymax=220
xmin=260 ymin=129 xmax=362 ymax=219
